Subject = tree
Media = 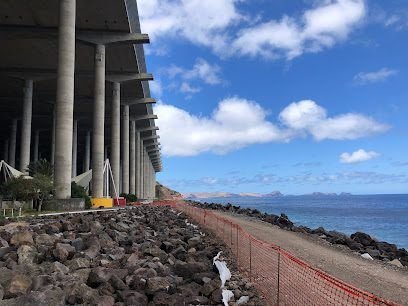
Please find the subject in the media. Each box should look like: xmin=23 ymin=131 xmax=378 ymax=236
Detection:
xmin=1 ymin=176 xmax=35 ymax=203
xmin=28 ymin=159 xmax=53 ymax=177
xmin=32 ymin=174 xmax=53 ymax=212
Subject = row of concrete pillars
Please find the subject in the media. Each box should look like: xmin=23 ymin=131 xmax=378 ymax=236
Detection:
xmin=1 ymin=0 xmax=158 ymax=200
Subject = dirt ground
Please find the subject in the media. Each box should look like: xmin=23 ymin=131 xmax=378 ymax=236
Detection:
xmin=214 ymin=211 xmax=408 ymax=305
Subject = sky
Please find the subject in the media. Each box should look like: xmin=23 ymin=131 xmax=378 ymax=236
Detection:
xmin=137 ymin=0 xmax=408 ymax=195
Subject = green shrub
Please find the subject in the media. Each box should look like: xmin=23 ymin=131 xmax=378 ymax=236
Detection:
xmin=71 ymin=182 xmax=91 ymax=210
xmin=120 ymin=193 xmax=138 ymax=203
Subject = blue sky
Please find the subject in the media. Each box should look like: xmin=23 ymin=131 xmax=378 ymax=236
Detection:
xmin=138 ymin=0 xmax=408 ymax=195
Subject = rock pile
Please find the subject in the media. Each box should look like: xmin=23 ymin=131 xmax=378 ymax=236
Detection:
xmin=0 ymin=206 xmax=262 ymax=305
xmin=190 ymin=201 xmax=408 ymax=267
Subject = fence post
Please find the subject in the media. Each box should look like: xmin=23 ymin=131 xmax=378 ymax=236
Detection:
xmin=204 ymin=211 xmax=206 ymax=225
xmin=236 ymin=225 xmax=239 ymax=265
xmin=230 ymin=221 xmax=233 ymax=249
xmin=249 ymin=237 xmax=252 ymax=282
xmin=277 ymin=247 xmax=281 ymax=306
xmin=223 ymin=219 xmax=225 ymax=240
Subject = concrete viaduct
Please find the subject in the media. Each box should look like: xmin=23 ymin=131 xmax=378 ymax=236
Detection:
xmin=0 ymin=0 xmax=161 ymax=201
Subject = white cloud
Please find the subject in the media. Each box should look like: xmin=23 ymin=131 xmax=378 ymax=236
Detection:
xmin=138 ymin=0 xmax=366 ymax=60
xmin=164 ymin=58 xmax=222 ymax=85
xmin=180 ymin=82 xmax=201 ymax=94
xmin=138 ymin=0 xmax=242 ymax=52
xmin=279 ymin=100 xmax=389 ymax=140
xmin=353 ymin=68 xmax=398 ymax=85
xmin=154 ymin=98 xmax=389 ymax=157
xmin=149 ymin=79 xmax=163 ymax=97
xmin=232 ymin=0 xmax=366 ymax=59
xmin=340 ymin=149 xmax=380 ymax=164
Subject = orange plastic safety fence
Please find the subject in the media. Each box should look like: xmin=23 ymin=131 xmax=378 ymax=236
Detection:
xmin=152 ymin=201 xmax=399 ymax=306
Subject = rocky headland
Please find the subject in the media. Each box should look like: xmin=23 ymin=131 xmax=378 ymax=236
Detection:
xmin=188 ymin=201 xmax=408 ymax=268
xmin=0 ymin=206 xmax=262 ymax=305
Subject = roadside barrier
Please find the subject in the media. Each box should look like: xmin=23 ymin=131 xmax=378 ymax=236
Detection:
xmin=153 ymin=200 xmax=399 ymax=306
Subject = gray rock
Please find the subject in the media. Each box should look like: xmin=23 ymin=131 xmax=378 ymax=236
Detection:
xmin=389 ymin=259 xmax=403 ymax=268
xmin=0 ymin=237 xmax=9 ymax=248
xmin=51 ymin=261 xmax=69 ymax=274
xmin=53 ymin=243 xmax=75 ymax=262
xmin=87 ymin=267 xmax=112 ymax=287
xmin=35 ymin=234 xmax=58 ymax=246
xmin=146 ymin=277 xmax=174 ymax=294
xmin=68 ymin=257 xmax=90 ymax=270
xmin=71 ymin=238 xmax=84 ymax=251
xmin=118 ymin=290 xmax=148 ymax=306
xmin=17 ymin=245 xmax=37 ymax=265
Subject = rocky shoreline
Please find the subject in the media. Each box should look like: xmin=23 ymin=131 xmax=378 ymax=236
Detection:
xmin=188 ymin=201 xmax=408 ymax=268
xmin=0 ymin=206 xmax=263 ymax=305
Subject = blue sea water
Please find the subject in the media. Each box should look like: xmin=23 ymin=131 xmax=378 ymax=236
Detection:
xmin=201 ymin=194 xmax=408 ymax=250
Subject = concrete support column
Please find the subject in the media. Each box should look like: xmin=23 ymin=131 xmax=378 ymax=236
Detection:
xmin=3 ymin=139 xmax=9 ymax=163
xmin=135 ymin=132 xmax=141 ymax=198
xmin=72 ymin=119 xmax=78 ymax=177
xmin=121 ymin=105 xmax=130 ymax=194
xmin=129 ymin=121 xmax=136 ymax=194
xmin=147 ymin=161 xmax=151 ymax=199
xmin=20 ymin=79 xmax=33 ymax=172
xmin=111 ymin=82 xmax=120 ymax=193
xmin=54 ymin=0 xmax=76 ymax=199
xmin=84 ymin=130 xmax=91 ymax=171
xmin=91 ymin=44 xmax=106 ymax=198
xmin=152 ymin=168 xmax=156 ymax=199
xmin=139 ymin=143 xmax=144 ymax=199
xmin=51 ymin=107 xmax=56 ymax=166
xmin=143 ymin=147 xmax=148 ymax=199
xmin=9 ymin=119 xmax=17 ymax=167
xmin=33 ymin=130 xmax=40 ymax=162
xmin=151 ymin=163 xmax=155 ymax=199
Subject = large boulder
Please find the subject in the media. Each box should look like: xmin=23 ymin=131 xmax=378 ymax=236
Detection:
xmin=117 ymin=290 xmax=148 ymax=306
xmin=17 ymin=245 xmax=37 ymax=265
xmin=4 ymin=274 xmax=32 ymax=298
xmin=351 ymin=232 xmax=376 ymax=247
xmin=10 ymin=231 xmax=34 ymax=246
xmin=87 ymin=267 xmax=112 ymax=287
xmin=174 ymin=260 xmax=208 ymax=279
xmin=146 ymin=277 xmax=175 ymax=295
xmin=35 ymin=234 xmax=58 ymax=247
xmin=53 ymin=243 xmax=75 ymax=262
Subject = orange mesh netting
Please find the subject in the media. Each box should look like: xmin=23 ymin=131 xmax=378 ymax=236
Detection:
xmin=152 ymin=201 xmax=400 ymax=306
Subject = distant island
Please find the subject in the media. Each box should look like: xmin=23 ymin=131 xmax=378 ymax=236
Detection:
xmin=183 ymin=191 xmax=352 ymax=199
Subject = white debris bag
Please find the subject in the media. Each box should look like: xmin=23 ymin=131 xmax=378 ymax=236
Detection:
xmin=213 ymin=251 xmax=232 ymax=288
xmin=361 ymin=253 xmax=374 ymax=260
xmin=236 ymin=296 xmax=250 ymax=305
xmin=222 ymin=289 xmax=234 ymax=306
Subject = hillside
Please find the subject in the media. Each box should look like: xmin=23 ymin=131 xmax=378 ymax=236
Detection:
xmin=156 ymin=182 xmax=183 ymax=200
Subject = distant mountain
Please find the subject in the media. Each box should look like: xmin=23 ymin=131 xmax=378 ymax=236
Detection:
xmin=183 ymin=191 xmax=284 ymax=199
xmin=183 ymin=190 xmax=352 ymax=199
xmin=305 ymin=192 xmax=352 ymax=196
xmin=264 ymin=191 xmax=284 ymax=197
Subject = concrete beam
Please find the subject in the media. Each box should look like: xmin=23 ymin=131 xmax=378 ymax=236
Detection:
xmin=107 ymin=73 xmax=153 ymax=83
xmin=0 ymin=25 xmax=150 ymax=45
xmin=141 ymin=135 xmax=160 ymax=141
xmin=0 ymin=68 xmax=153 ymax=83
xmin=132 ymin=114 xmax=158 ymax=121
xmin=77 ymin=32 xmax=149 ymax=45
xmin=137 ymin=126 xmax=159 ymax=133
xmin=122 ymin=98 xmax=156 ymax=106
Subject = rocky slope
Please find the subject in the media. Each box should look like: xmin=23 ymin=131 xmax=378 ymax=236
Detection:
xmin=156 ymin=183 xmax=182 ymax=200
xmin=0 ymin=206 xmax=262 ymax=305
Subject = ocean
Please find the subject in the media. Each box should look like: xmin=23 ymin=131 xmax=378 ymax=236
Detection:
xmin=200 ymin=194 xmax=408 ymax=250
